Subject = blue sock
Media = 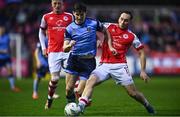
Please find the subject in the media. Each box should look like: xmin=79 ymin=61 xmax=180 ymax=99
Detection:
xmin=8 ymin=76 xmax=15 ymax=89
xmin=33 ymin=79 xmax=39 ymax=93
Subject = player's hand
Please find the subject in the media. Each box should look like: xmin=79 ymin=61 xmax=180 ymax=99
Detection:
xmin=69 ymin=40 xmax=76 ymax=46
xmin=140 ymin=71 xmax=150 ymax=83
xmin=37 ymin=62 xmax=41 ymax=68
xmin=109 ymin=47 xmax=118 ymax=55
xmin=42 ymin=49 xmax=48 ymax=57
xmin=64 ymin=40 xmax=76 ymax=52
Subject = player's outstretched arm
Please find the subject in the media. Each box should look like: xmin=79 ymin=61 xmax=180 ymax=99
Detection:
xmin=138 ymin=49 xmax=150 ymax=83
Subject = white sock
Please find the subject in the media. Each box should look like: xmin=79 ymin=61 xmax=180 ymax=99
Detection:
xmin=78 ymin=96 xmax=89 ymax=109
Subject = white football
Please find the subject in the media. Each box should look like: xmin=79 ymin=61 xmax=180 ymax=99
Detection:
xmin=64 ymin=102 xmax=79 ymax=116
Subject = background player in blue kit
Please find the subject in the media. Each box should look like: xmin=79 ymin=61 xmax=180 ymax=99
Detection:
xmin=63 ymin=3 xmax=115 ymax=103
xmin=0 ymin=24 xmax=20 ymax=92
xmin=32 ymin=39 xmax=59 ymax=100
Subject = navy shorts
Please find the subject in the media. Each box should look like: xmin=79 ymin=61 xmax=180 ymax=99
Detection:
xmin=65 ymin=53 xmax=96 ymax=79
xmin=36 ymin=66 xmax=49 ymax=78
xmin=0 ymin=58 xmax=11 ymax=67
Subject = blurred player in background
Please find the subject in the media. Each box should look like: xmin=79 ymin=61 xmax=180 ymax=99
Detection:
xmin=63 ymin=3 xmax=115 ymax=103
xmin=32 ymin=39 xmax=59 ymax=100
xmin=38 ymin=0 xmax=73 ymax=109
xmin=0 ymin=24 xmax=20 ymax=92
xmin=77 ymin=11 xmax=156 ymax=115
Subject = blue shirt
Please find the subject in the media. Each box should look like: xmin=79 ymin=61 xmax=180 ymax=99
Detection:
xmin=65 ymin=18 xmax=103 ymax=56
xmin=0 ymin=34 xmax=10 ymax=59
xmin=36 ymin=39 xmax=48 ymax=67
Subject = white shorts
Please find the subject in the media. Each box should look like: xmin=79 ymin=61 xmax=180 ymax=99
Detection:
xmin=48 ymin=52 xmax=69 ymax=73
xmin=91 ymin=63 xmax=134 ymax=86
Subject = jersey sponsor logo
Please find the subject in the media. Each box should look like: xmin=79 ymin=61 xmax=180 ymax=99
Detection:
xmin=56 ymin=20 xmax=63 ymax=26
xmin=52 ymin=27 xmax=66 ymax=30
xmin=113 ymin=35 xmax=122 ymax=38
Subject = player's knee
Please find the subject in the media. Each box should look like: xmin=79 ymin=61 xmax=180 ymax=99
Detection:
xmin=66 ymin=86 xmax=74 ymax=95
xmin=127 ymin=89 xmax=137 ymax=97
xmin=66 ymin=83 xmax=74 ymax=93
xmin=51 ymin=75 xmax=59 ymax=81
xmin=86 ymin=76 xmax=97 ymax=88
xmin=75 ymin=88 xmax=83 ymax=95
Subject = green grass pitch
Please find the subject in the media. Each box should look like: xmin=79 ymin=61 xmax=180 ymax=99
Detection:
xmin=0 ymin=76 xmax=180 ymax=116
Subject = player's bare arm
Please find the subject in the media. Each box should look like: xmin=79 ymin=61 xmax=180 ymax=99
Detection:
xmin=103 ymin=26 xmax=117 ymax=55
xmin=138 ymin=49 xmax=150 ymax=83
xmin=39 ymin=28 xmax=48 ymax=57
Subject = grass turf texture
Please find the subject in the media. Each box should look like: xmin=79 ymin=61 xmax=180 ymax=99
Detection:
xmin=0 ymin=76 xmax=180 ymax=116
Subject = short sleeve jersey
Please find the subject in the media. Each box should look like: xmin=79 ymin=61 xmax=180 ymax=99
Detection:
xmin=40 ymin=12 xmax=73 ymax=53
xmin=65 ymin=18 xmax=103 ymax=56
xmin=0 ymin=34 xmax=10 ymax=59
xmin=101 ymin=23 xmax=144 ymax=63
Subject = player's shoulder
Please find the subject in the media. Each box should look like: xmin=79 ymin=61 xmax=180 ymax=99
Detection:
xmin=127 ymin=29 xmax=136 ymax=36
xmin=86 ymin=17 xmax=100 ymax=25
xmin=36 ymin=42 xmax=41 ymax=48
xmin=63 ymin=12 xmax=73 ymax=16
xmin=87 ymin=17 xmax=96 ymax=21
xmin=42 ymin=11 xmax=54 ymax=19
xmin=43 ymin=11 xmax=53 ymax=16
xmin=66 ymin=22 xmax=75 ymax=30
xmin=103 ymin=22 xmax=117 ymax=28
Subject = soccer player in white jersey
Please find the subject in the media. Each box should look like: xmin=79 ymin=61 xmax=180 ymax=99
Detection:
xmin=77 ymin=11 xmax=156 ymax=115
xmin=38 ymin=0 xmax=73 ymax=109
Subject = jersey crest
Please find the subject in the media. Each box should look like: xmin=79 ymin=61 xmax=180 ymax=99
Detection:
xmin=123 ymin=34 xmax=128 ymax=39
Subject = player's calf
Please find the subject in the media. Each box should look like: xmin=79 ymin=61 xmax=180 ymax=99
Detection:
xmin=66 ymin=93 xmax=76 ymax=103
xmin=144 ymin=104 xmax=156 ymax=115
xmin=45 ymin=98 xmax=53 ymax=110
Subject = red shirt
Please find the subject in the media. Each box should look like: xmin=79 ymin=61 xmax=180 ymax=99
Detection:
xmin=40 ymin=12 xmax=73 ymax=52
xmin=100 ymin=23 xmax=144 ymax=63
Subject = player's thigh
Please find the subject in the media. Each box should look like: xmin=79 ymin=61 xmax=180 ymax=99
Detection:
xmin=79 ymin=57 xmax=96 ymax=79
xmin=110 ymin=64 xmax=134 ymax=86
xmin=48 ymin=52 xmax=65 ymax=73
xmin=91 ymin=64 xmax=110 ymax=82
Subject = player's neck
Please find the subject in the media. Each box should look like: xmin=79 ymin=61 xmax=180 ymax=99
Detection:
xmin=53 ymin=10 xmax=63 ymax=14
